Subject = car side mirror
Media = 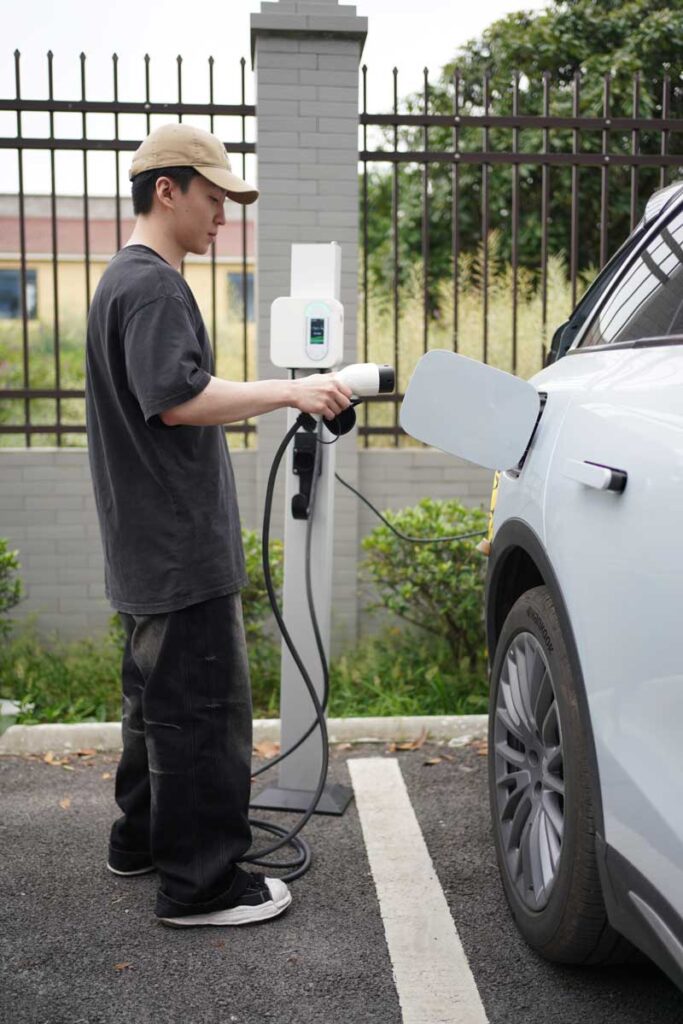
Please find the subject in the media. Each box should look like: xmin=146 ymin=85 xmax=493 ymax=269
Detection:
xmin=400 ymin=350 xmax=541 ymax=471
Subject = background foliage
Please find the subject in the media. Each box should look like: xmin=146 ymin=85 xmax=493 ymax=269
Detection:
xmin=0 ymin=539 xmax=23 ymax=640
xmin=363 ymin=0 xmax=683 ymax=314
xmin=0 ymin=501 xmax=490 ymax=723
xmin=360 ymin=498 xmax=489 ymax=667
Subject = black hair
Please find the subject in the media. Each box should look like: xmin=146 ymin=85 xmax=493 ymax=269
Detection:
xmin=131 ymin=166 xmax=199 ymax=215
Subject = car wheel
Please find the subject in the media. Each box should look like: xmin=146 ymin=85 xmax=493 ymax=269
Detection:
xmin=488 ymin=584 xmax=633 ymax=964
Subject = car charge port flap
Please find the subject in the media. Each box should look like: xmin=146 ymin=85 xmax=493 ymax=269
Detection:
xmin=400 ymin=350 xmax=542 ymax=471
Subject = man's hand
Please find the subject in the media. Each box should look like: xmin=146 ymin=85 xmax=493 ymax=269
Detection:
xmin=292 ymin=373 xmax=353 ymax=420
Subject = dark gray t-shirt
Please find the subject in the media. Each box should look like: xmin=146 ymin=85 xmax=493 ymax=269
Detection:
xmin=85 ymin=244 xmax=247 ymax=614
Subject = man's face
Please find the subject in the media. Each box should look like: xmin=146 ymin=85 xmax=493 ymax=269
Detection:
xmin=167 ymin=175 xmax=228 ymax=255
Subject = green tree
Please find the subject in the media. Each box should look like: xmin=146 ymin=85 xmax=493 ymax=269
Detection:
xmin=363 ymin=0 xmax=683 ymax=311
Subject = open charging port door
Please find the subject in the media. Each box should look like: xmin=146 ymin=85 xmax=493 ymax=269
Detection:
xmin=400 ymin=350 xmax=541 ymax=471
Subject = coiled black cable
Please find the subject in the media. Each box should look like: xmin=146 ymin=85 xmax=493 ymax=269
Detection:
xmin=241 ymin=414 xmax=329 ymax=882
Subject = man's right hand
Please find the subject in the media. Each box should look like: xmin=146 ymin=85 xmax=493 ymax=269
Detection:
xmin=292 ymin=373 xmax=353 ymax=420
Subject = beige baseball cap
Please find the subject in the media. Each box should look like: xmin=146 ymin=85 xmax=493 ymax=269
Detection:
xmin=129 ymin=123 xmax=258 ymax=205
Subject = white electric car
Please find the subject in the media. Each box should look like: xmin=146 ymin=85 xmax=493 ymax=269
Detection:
xmin=401 ymin=181 xmax=683 ymax=992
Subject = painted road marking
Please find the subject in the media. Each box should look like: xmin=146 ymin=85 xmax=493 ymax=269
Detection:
xmin=349 ymin=757 xmax=489 ymax=1024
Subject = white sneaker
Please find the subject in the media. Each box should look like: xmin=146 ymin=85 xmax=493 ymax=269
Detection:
xmin=107 ymin=862 xmax=156 ymax=876
xmin=159 ymin=874 xmax=292 ymax=928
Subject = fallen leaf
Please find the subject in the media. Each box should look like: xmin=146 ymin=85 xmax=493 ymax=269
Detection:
xmin=423 ymin=757 xmax=442 ymax=766
xmin=62 ymin=764 xmax=75 ymax=771
xmin=43 ymin=751 xmax=69 ymax=766
xmin=413 ymin=726 xmax=429 ymax=749
xmin=394 ymin=727 xmax=429 ymax=752
xmin=113 ymin=962 xmax=133 ymax=972
xmin=335 ymin=743 xmax=352 ymax=751
xmin=59 ymin=798 xmax=71 ymax=810
xmin=76 ymin=748 xmax=97 ymax=757
xmin=472 ymin=739 xmax=488 ymax=756
xmin=101 ymin=772 xmax=112 ymax=780
xmin=440 ymin=753 xmax=455 ymax=762
xmin=253 ymin=741 xmax=280 ymax=759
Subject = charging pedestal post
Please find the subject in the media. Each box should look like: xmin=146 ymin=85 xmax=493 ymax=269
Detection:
xmin=250 ymin=242 xmax=353 ymax=817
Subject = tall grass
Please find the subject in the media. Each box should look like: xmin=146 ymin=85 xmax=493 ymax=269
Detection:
xmin=358 ymin=238 xmax=593 ymax=445
xmin=0 ymin=317 xmax=256 ymax=449
xmin=0 ymin=240 xmax=591 ymax=449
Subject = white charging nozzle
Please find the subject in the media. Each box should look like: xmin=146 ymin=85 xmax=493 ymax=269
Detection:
xmin=335 ymin=363 xmax=395 ymax=399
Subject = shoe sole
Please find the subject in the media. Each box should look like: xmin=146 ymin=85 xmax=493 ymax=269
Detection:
xmin=107 ymin=863 xmax=156 ymax=876
xmin=159 ymin=890 xmax=292 ymax=928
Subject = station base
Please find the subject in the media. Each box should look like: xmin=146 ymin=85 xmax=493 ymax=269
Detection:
xmin=250 ymin=782 xmax=354 ymax=816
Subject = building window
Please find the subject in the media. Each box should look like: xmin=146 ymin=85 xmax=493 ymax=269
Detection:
xmin=0 ymin=269 xmax=37 ymax=320
xmin=228 ymin=271 xmax=254 ymax=322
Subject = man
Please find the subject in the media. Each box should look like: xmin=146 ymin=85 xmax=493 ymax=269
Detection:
xmin=85 ymin=123 xmax=352 ymax=928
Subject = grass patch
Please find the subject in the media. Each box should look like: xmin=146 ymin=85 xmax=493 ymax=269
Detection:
xmin=359 ymin=240 xmax=593 ymax=444
xmin=0 ymin=620 xmax=488 ymax=725
xmin=329 ymin=626 xmax=488 ymax=717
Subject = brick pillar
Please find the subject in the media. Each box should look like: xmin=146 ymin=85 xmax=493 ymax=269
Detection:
xmin=251 ymin=0 xmax=367 ymax=652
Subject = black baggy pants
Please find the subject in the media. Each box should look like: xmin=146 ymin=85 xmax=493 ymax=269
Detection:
xmin=108 ymin=593 xmax=253 ymax=918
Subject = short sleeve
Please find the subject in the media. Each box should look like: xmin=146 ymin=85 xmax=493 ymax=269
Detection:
xmin=122 ymin=295 xmax=211 ymax=423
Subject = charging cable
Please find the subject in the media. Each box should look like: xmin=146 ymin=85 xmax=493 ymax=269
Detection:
xmin=243 ymin=408 xmax=486 ymax=882
xmin=241 ymin=414 xmax=329 ymax=882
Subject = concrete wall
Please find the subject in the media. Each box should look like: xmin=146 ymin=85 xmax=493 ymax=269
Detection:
xmin=0 ymin=447 xmax=493 ymax=651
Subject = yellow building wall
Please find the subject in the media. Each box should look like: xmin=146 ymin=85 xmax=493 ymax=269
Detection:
xmin=0 ymin=256 xmax=255 ymax=381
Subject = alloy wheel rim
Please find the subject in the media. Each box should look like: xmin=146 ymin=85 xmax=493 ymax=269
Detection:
xmin=493 ymin=630 xmax=565 ymax=911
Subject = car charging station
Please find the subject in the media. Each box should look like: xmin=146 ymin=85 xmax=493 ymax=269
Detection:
xmin=241 ymin=241 xmax=396 ymax=881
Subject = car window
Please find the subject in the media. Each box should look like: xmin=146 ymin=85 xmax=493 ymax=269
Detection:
xmin=550 ymin=227 xmax=646 ymax=361
xmin=581 ymin=206 xmax=683 ymax=348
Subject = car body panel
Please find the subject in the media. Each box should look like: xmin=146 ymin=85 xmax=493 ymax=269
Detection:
xmin=541 ymin=345 xmax=683 ymax=921
xmin=492 ymin=340 xmax=683 ymax=931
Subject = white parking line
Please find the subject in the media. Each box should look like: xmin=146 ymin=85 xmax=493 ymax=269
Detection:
xmin=349 ymin=757 xmax=489 ymax=1024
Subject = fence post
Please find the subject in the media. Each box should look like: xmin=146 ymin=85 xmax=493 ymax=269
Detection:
xmin=251 ymin=0 xmax=368 ymax=653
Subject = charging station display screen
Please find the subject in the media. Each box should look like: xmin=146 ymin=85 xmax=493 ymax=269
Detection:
xmin=309 ymin=318 xmax=325 ymax=344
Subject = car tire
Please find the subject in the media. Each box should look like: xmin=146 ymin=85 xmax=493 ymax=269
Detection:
xmin=488 ymin=584 xmax=636 ymax=964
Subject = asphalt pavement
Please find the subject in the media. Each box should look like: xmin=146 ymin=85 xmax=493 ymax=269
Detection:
xmin=2 ymin=742 xmax=683 ymax=1024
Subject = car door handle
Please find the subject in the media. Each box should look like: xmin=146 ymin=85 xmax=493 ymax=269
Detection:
xmin=563 ymin=459 xmax=628 ymax=493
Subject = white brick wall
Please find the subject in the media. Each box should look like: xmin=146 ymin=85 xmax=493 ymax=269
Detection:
xmin=0 ymin=448 xmax=259 ymax=640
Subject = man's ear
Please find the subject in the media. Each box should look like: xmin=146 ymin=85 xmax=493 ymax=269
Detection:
xmin=154 ymin=176 xmax=176 ymax=211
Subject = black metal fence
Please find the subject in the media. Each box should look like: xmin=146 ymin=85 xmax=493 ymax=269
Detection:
xmin=3 ymin=55 xmax=683 ymax=449
xmin=358 ymin=65 xmax=683 ymax=445
xmin=0 ymin=51 xmax=255 ymax=447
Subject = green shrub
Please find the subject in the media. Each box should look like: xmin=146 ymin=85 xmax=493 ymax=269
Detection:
xmin=360 ymin=497 xmax=488 ymax=669
xmin=0 ymin=617 xmax=121 ymax=724
xmin=1 ymin=529 xmax=285 ymax=724
xmin=240 ymin=529 xmax=284 ymax=716
xmin=329 ymin=626 xmax=488 ymax=717
xmin=241 ymin=528 xmax=283 ymax=638
xmin=0 ymin=515 xmax=491 ymax=723
xmin=0 ymin=538 xmax=22 ymax=640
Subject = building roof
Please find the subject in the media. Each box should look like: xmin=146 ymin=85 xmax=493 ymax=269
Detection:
xmin=0 ymin=194 xmax=255 ymax=261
